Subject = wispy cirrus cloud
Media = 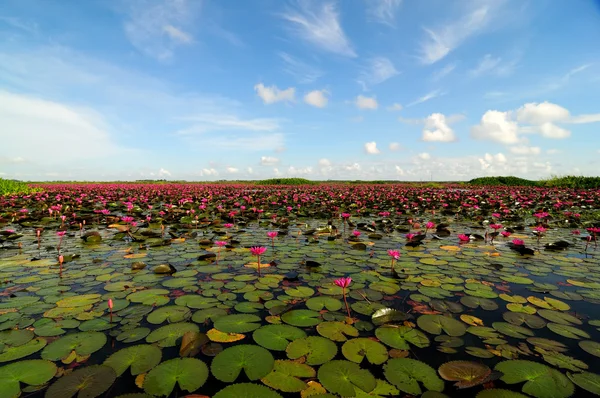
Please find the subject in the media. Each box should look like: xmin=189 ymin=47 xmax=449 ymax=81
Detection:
xmin=123 ymin=0 xmax=198 ymax=60
xmin=357 ymin=56 xmax=399 ymax=89
xmin=365 ymin=0 xmax=402 ymax=27
xmin=280 ymin=0 xmax=356 ymax=57
xmin=279 ymin=52 xmax=324 ymax=84
xmin=407 ymin=89 xmax=444 ymax=106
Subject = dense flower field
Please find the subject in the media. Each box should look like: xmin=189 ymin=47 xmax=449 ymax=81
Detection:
xmin=1 ymin=183 xmax=599 ymax=398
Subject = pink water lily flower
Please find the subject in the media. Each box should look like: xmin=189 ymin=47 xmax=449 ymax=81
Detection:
xmin=334 ymin=277 xmax=352 ymax=288
xmin=267 ymin=231 xmax=278 ymax=239
xmin=533 ymin=226 xmax=547 ymax=233
xmin=501 ymin=231 xmax=512 ymax=238
xmin=215 ymin=241 xmax=228 ymax=247
xmin=250 ymin=246 xmax=267 ymax=277
xmin=425 ymin=221 xmax=435 ymax=229
xmin=406 ymin=233 xmax=416 ymax=241
xmin=387 ymin=249 xmax=400 ymax=260
xmin=458 ymin=234 xmax=470 ymax=242
xmin=512 ymin=239 xmax=525 ymax=246
xmin=352 ymin=230 xmax=361 ymax=237
xmin=490 ymin=224 xmax=503 ymax=230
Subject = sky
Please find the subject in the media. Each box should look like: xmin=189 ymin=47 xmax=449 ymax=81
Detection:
xmin=1 ymin=0 xmax=600 ymax=181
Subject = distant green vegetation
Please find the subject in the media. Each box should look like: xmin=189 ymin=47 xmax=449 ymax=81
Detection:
xmin=0 ymin=178 xmax=39 ymax=195
xmin=469 ymin=176 xmax=539 ymax=187
xmin=469 ymin=175 xmax=600 ymax=189
xmin=255 ymin=178 xmax=317 ymax=185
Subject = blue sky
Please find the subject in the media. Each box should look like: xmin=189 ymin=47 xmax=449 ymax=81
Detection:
xmin=1 ymin=0 xmax=599 ymax=181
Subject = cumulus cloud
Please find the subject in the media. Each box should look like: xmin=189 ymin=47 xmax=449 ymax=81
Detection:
xmin=422 ymin=113 xmax=457 ymax=142
xmin=318 ymin=158 xmax=332 ymax=167
xmin=364 ymin=141 xmax=380 ymax=154
xmin=157 ymin=168 xmax=171 ymax=177
xmin=478 ymin=152 xmax=507 ymax=170
xmin=260 ymin=156 xmax=280 ymax=166
xmin=304 ymin=89 xmax=328 ymax=108
xmin=509 ymin=146 xmax=541 ymax=155
xmin=470 ymin=110 xmax=520 ymax=144
xmin=538 ymin=122 xmax=571 ymax=139
xmin=355 ymin=95 xmax=378 ymax=110
xmin=254 ymin=83 xmax=295 ymax=104
xmin=516 ymin=102 xmax=570 ymax=124
xmin=226 ymin=167 xmax=239 ymax=173
xmin=389 ymin=142 xmax=401 ymax=151
xmin=418 ymin=152 xmax=431 ymax=160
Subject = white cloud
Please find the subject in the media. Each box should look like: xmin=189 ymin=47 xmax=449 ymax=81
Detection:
xmin=355 ymin=95 xmax=378 ymax=110
xmin=287 ymin=166 xmax=313 ymax=176
xmin=358 ymin=57 xmax=399 ymax=88
xmin=509 ymin=146 xmax=541 ymax=155
xmin=407 ymin=90 xmax=443 ymax=106
xmin=318 ymin=158 xmax=332 ymax=167
xmin=366 ymin=0 xmax=402 ymax=26
xmin=279 ymin=52 xmax=323 ymax=84
xmin=419 ymin=5 xmax=491 ymax=64
xmin=469 ymin=54 xmax=500 ymax=76
xmin=226 ymin=167 xmax=239 ymax=174
xmin=569 ymin=114 xmax=600 ymax=124
xmin=431 ymin=63 xmax=457 ymax=81
xmin=389 ymin=142 xmax=401 ymax=151
xmin=471 ymin=110 xmax=520 ymax=144
xmin=176 ymin=114 xmax=281 ymax=134
xmin=387 ymin=103 xmax=403 ymax=111
xmin=163 ymin=25 xmax=192 ymax=43
xmin=364 ymin=141 xmax=381 ymax=154
xmin=281 ymin=1 xmax=356 ymax=57
xmin=304 ymin=90 xmax=328 ymax=108
xmin=418 ymin=152 xmax=431 ymax=160
xmin=200 ymin=168 xmax=218 ymax=176
xmin=261 ymin=156 xmax=280 ymax=166
xmin=124 ymin=0 xmax=196 ymax=59
xmin=546 ymin=149 xmax=561 ymax=155
xmin=0 ymin=90 xmax=125 ymax=163
xmin=516 ymin=101 xmax=570 ymax=124
xmin=478 ymin=152 xmax=507 ymax=170
xmin=395 ymin=165 xmax=405 ymax=175
xmin=157 ymin=168 xmax=172 ymax=177
xmin=538 ymin=122 xmax=571 ymax=139
xmin=254 ymin=83 xmax=296 ymax=104
xmin=422 ymin=113 xmax=457 ymax=142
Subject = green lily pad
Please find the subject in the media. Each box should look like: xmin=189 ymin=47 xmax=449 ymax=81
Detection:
xmin=127 ymin=289 xmax=170 ymax=306
xmin=538 ymin=349 xmax=588 ymax=372
xmin=318 ymin=360 xmax=377 ymax=397
xmin=33 ymin=319 xmax=80 ymax=337
xmin=342 ymin=338 xmax=388 ymax=365
xmin=476 ymin=390 xmax=529 ymax=398
xmin=502 ymin=312 xmax=546 ymax=329
xmin=253 ymin=324 xmax=307 ymax=351
xmin=56 ymin=294 xmax=102 ymax=308
xmin=104 ymin=344 xmax=162 ymax=376
xmin=375 ymin=325 xmax=430 ymax=349
xmin=286 ymin=336 xmax=338 ymax=365
xmin=261 ymin=360 xmax=315 ymax=392
xmin=492 ymin=322 xmax=535 ymax=339
xmin=146 ymin=322 xmax=199 ymax=347
xmin=146 ymin=305 xmax=191 ymax=324
xmin=214 ymin=314 xmax=262 ymax=333
xmin=191 ymin=308 xmax=228 ymax=323
xmin=213 ymin=383 xmax=283 ymax=398
xmin=0 ymin=329 xmax=34 ymax=346
xmin=306 ymin=297 xmax=343 ymax=312
xmin=527 ymin=337 xmax=569 ymax=352
xmin=211 ymin=344 xmax=274 ymax=382
xmin=0 ymin=337 xmax=46 ymax=362
xmin=372 ymin=308 xmax=410 ymax=325
xmin=547 ymin=323 xmax=590 ymax=339
xmin=45 ymin=365 xmax=116 ymax=398
xmin=383 ymin=358 xmax=444 ymax=395
xmin=567 ymin=371 xmax=600 ymax=396
xmin=460 ymin=296 xmax=498 ymax=310
xmin=143 ymin=358 xmax=208 ymax=397
xmin=316 ymin=321 xmax=359 ymax=342
xmin=116 ymin=327 xmax=150 ymax=343
xmin=286 ymin=286 xmax=315 ymax=297
xmin=495 ymin=360 xmax=574 ymax=398
xmin=41 ymin=332 xmax=106 ymax=361
xmin=281 ymin=309 xmax=322 ymax=327
xmin=579 ymin=340 xmax=600 ymax=357
xmin=537 ymin=309 xmax=582 ymax=326
xmin=0 ymin=359 xmax=57 ymax=398
xmin=417 ymin=315 xmax=467 ymax=336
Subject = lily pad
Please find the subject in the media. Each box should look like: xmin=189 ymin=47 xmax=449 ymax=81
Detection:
xmin=317 ymin=321 xmax=359 ymax=342
xmin=146 ymin=305 xmax=191 ymax=324
xmin=318 ymin=360 xmax=377 ymax=397
xmin=417 ymin=315 xmax=467 ymax=336
xmin=306 ymin=297 xmax=343 ymax=312
xmin=342 ymin=338 xmax=388 ymax=365
xmin=261 ymin=360 xmax=316 ymax=392
xmin=41 ymin=332 xmax=106 ymax=361
xmin=281 ymin=310 xmax=322 ymax=327
xmin=567 ymin=371 xmax=600 ymax=396
xmin=143 ymin=358 xmax=209 ymax=397
xmin=211 ymin=344 xmax=274 ymax=382
xmin=104 ymin=344 xmax=162 ymax=376
xmin=0 ymin=359 xmax=57 ymax=398
xmin=495 ymin=360 xmax=574 ymax=398
xmin=438 ymin=361 xmax=491 ymax=388
xmin=253 ymin=324 xmax=307 ymax=351
xmin=547 ymin=323 xmax=590 ymax=339
xmin=214 ymin=314 xmax=262 ymax=333
xmin=45 ymin=365 xmax=116 ymax=398
xmin=146 ymin=322 xmax=199 ymax=347
xmin=0 ymin=337 xmax=46 ymax=362
xmin=286 ymin=336 xmax=338 ymax=365
xmin=213 ymin=383 xmax=283 ymax=398
xmin=375 ymin=325 xmax=430 ymax=349
xmin=383 ymin=358 xmax=445 ymax=395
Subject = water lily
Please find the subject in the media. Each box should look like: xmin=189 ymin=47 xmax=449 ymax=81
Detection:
xmin=108 ymin=298 xmax=114 ymax=323
xmin=387 ymin=249 xmax=400 ymax=273
xmin=267 ymin=231 xmax=278 ymax=249
xmin=512 ymin=239 xmax=525 ymax=246
xmin=215 ymin=241 xmax=227 ymax=264
xmin=334 ymin=277 xmax=352 ymax=318
xmin=501 ymin=231 xmax=511 ymax=238
xmin=458 ymin=234 xmax=470 ymax=243
xmin=250 ymin=246 xmax=267 ymax=276
xmin=352 ymin=230 xmax=361 ymax=237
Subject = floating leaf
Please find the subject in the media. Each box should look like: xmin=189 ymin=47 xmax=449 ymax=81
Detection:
xmin=104 ymin=344 xmax=162 ymax=376
xmin=342 ymin=338 xmax=388 ymax=365
xmin=317 ymin=321 xmax=359 ymax=342
xmin=214 ymin=314 xmax=262 ymax=333
xmin=417 ymin=315 xmax=467 ymax=336
xmin=306 ymin=297 xmax=343 ymax=312
xmin=476 ymin=390 xmax=529 ymax=398
xmin=318 ymin=360 xmax=377 ymax=397
xmin=538 ymin=349 xmax=588 ymax=372
xmin=567 ymin=371 xmax=600 ymax=396
xmin=537 ymin=309 xmax=582 ymax=325
xmin=375 ymin=325 xmax=430 ymax=349
xmin=579 ymin=340 xmax=600 ymax=357
xmin=213 ymin=383 xmax=283 ymax=398
xmin=492 ymin=322 xmax=535 ymax=339
xmin=42 ymin=332 xmax=106 ymax=361
xmin=146 ymin=322 xmax=199 ymax=347
xmin=146 ymin=305 xmax=191 ymax=324
xmin=207 ymin=328 xmax=246 ymax=343
xmin=495 ymin=360 xmax=574 ymax=398
xmin=286 ymin=336 xmax=337 ymax=365
xmin=383 ymin=358 xmax=444 ymax=395
xmin=261 ymin=360 xmax=316 ymax=392
xmin=211 ymin=344 xmax=274 ymax=382
xmin=0 ymin=359 xmax=57 ymax=398
xmin=143 ymin=358 xmax=209 ymax=397
xmin=460 ymin=315 xmax=483 ymax=327
xmin=253 ymin=324 xmax=307 ymax=351
xmin=281 ymin=310 xmax=322 ymax=327
xmin=372 ymin=308 xmax=410 ymax=325
xmin=438 ymin=361 xmax=491 ymax=388
xmin=0 ymin=337 xmax=46 ymax=362
xmin=547 ymin=323 xmax=590 ymax=339
xmin=116 ymin=327 xmax=150 ymax=343
xmin=502 ymin=312 xmax=546 ymax=329
xmin=527 ymin=337 xmax=569 ymax=353
xmin=46 ymin=365 xmax=116 ymax=398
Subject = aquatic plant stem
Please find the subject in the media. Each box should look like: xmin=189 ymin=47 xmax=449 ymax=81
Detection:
xmin=342 ymin=286 xmax=351 ymax=319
